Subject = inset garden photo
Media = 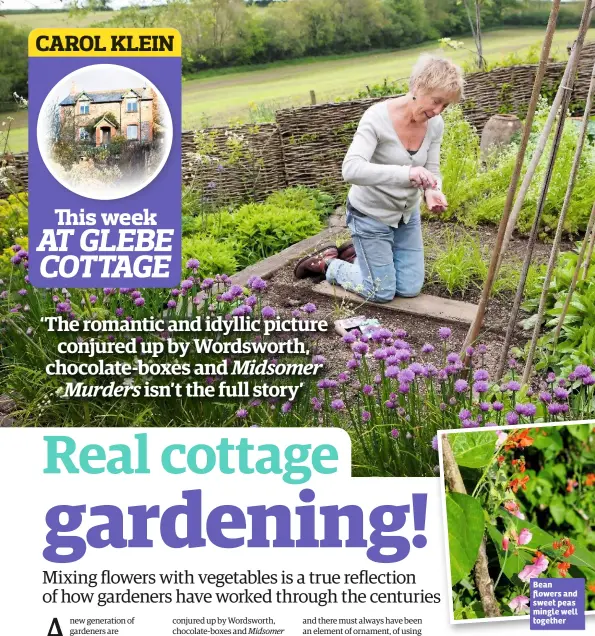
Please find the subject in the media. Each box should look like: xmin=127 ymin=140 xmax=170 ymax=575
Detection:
xmin=36 ymin=64 xmax=172 ymax=199
xmin=439 ymin=422 xmax=595 ymax=622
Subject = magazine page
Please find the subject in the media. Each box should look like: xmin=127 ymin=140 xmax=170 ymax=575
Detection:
xmin=0 ymin=2 xmax=594 ymax=634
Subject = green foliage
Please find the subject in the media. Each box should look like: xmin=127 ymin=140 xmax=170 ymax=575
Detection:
xmin=0 ymin=23 xmax=28 ymax=105
xmin=446 ymin=492 xmax=485 ymax=585
xmin=181 ymin=186 xmax=331 ymax=275
xmin=181 ymin=235 xmax=238 ymax=275
xmin=440 ymin=100 xmax=595 ymax=237
xmin=0 ymin=193 xmax=28 ymax=253
xmin=451 ymin=431 xmax=498 ymax=468
xmin=522 ymin=246 xmax=595 ymax=378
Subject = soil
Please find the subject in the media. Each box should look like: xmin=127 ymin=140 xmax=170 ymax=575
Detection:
xmin=260 ymin=220 xmax=572 ymax=380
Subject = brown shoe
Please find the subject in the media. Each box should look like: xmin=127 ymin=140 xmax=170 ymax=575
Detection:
xmin=294 ymin=246 xmax=339 ymax=279
xmin=338 ymin=240 xmax=356 ymax=264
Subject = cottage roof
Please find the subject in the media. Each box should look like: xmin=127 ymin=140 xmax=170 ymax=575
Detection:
xmin=60 ymin=88 xmax=152 ymax=106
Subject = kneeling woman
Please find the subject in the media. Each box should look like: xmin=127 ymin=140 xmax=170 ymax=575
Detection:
xmin=295 ymin=55 xmax=463 ymax=302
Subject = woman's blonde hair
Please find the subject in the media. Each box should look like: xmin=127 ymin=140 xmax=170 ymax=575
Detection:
xmin=410 ymin=54 xmax=464 ymax=101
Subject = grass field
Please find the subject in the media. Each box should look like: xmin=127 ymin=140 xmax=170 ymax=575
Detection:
xmin=5 ymin=10 xmax=115 ymax=30
xmin=1 ymin=27 xmax=593 ymax=153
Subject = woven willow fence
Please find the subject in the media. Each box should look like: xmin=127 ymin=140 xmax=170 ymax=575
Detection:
xmin=2 ymin=43 xmax=595 ymax=201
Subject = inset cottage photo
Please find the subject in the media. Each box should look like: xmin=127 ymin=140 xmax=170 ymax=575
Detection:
xmin=36 ymin=64 xmax=172 ymax=199
xmin=438 ymin=422 xmax=595 ymax=623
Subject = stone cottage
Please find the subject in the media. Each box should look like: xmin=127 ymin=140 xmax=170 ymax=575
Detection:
xmin=59 ymin=86 xmax=156 ymax=147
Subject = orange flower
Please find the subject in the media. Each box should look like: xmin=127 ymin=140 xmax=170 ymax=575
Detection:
xmin=557 ymin=562 xmax=571 ymax=577
xmin=497 ymin=455 xmax=505 ymax=465
xmin=553 ymin=537 xmax=575 ymax=558
xmin=532 ymin=551 xmax=544 ymax=563
xmin=588 ymin=582 xmax=595 ymax=593
xmin=586 ymin=473 xmax=595 ymax=487
xmin=505 ymin=429 xmax=534 ymax=450
xmin=512 ymin=458 xmax=526 ymax=473
xmin=566 ymin=479 xmax=578 ymax=493
xmin=510 ymin=475 xmax=530 ymax=493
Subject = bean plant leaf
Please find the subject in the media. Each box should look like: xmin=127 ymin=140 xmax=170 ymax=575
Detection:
xmin=450 ymin=431 xmax=498 ymax=468
xmin=446 ymin=492 xmax=485 ymax=585
xmin=567 ymin=424 xmax=590 ymax=442
xmin=549 ymin=495 xmax=567 ymax=525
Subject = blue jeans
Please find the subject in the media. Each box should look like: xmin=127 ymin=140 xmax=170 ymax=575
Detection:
xmin=326 ymin=201 xmax=424 ymax=302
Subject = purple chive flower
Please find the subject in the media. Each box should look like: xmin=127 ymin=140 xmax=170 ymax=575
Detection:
xmin=554 ymin=387 xmax=569 ymax=400
xmin=317 ymin=379 xmax=338 ymax=390
xmin=454 ymin=379 xmax=469 ymax=393
xmin=582 ymin=374 xmax=595 ymax=386
xmin=385 ymin=365 xmax=400 ymax=379
xmin=474 ymin=369 xmax=489 ymax=381
xmin=56 ymin=303 xmax=69 ymax=313
xmin=130 ymin=290 xmax=141 ymax=299
xmin=385 ymin=400 xmax=395 ymax=409
xmin=312 ymin=355 xmax=326 ymax=365
xmin=539 ymin=391 xmax=552 ymax=403
xmin=459 ymin=409 xmax=472 ymax=421
xmin=393 ymin=339 xmax=411 ymax=350
xmin=398 ymin=383 xmax=410 ymax=394
xmin=374 ymin=374 xmax=382 ymax=384
xmin=248 ymin=276 xmax=267 ymax=291
xmin=492 ymin=401 xmax=504 ymax=412
xmin=391 ymin=428 xmax=400 ymax=438
xmin=399 ymin=369 xmax=415 ymax=383
xmin=474 ymin=381 xmax=489 ymax=394
xmin=362 ymin=384 xmax=374 ymax=395
xmin=447 ymin=352 xmax=460 ymax=364
xmin=362 ymin=410 xmax=371 ymax=422
xmin=394 ymin=328 xmax=407 ymax=338
xmin=547 ymin=403 xmax=562 ymax=415
xmin=395 ymin=349 xmax=411 ymax=362
xmin=242 ymin=295 xmax=256 ymax=307
xmin=115 ymin=307 xmax=124 ymax=317
xmin=462 ymin=419 xmax=477 ymax=428
xmin=302 ymin=302 xmax=317 ymax=314
xmin=477 ymin=344 xmax=487 ymax=354
xmin=281 ymin=401 xmax=292 ymax=414
xmin=466 ymin=346 xmax=475 ymax=357
xmin=421 ymin=343 xmax=434 ymax=354
xmin=338 ymin=372 xmax=349 ymax=383
xmin=409 ymin=362 xmax=424 ymax=376
xmin=546 ymin=372 xmax=557 ymax=383
xmin=311 ymin=397 xmax=322 ymax=411
xmin=432 ymin=435 xmax=439 ymax=451
xmin=232 ymin=305 xmax=252 ymax=316
xmin=506 ymin=411 xmax=519 ymax=426
xmin=438 ymin=369 xmax=448 ymax=382
xmin=372 ymin=327 xmax=392 ymax=341
xmin=352 ymin=342 xmax=369 ymax=355
xmin=374 ymin=348 xmax=388 ymax=360
xmin=331 ymin=399 xmax=345 ymax=411
xmin=0 ymin=291 xmax=8 ymax=300
xmin=559 ymin=403 xmax=569 ymax=413
xmin=89 ymin=295 xmax=97 ymax=304
xmin=479 ymin=401 xmax=491 ymax=412
xmin=186 ymin=258 xmax=200 ymax=270
xmin=438 ymin=327 xmax=452 ymax=340
xmin=261 ymin=306 xmax=276 ymax=318
xmin=342 ymin=332 xmax=357 ymax=344
xmin=508 ymin=358 xmax=518 ymax=369
xmin=134 ymin=297 xmax=145 ymax=307
xmin=573 ymin=364 xmax=591 ymax=378
xmin=558 ymin=378 xmax=567 ymax=388
xmin=347 ymin=358 xmax=360 ymax=370
xmin=17 ymin=289 xmax=27 ymax=296
xmin=236 ymin=408 xmax=248 ymax=419
xmin=426 ymin=364 xmax=438 ymax=377
xmin=201 ymin=278 xmax=215 ymax=290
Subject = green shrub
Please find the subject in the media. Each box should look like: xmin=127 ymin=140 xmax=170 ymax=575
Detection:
xmin=232 ymin=204 xmax=324 ymax=268
xmin=264 ymin=186 xmax=335 ymax=216
xmin=0 ymin=193 xmax=27 ymax=252
xmin=181 ymin=235 xmax=238 ymax=276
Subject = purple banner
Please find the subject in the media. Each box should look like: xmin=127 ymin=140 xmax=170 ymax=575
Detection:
xmin=28 ymin=47 xmax=181 ymax=288
xmin=530 ymin=578 xmax=585 ymax=630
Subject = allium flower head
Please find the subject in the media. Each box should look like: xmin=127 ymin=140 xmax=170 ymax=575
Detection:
xmin=236 ymin=408 xmax=248 ymax=419
xmin=454 ymin=379 xmax=469 ymax=393
xmin=474 ymin=369 xmax=489 ymax=381
xmin=331 ymin=399 xmax=345 ymax=411
xmin=361 ymin=410 xmax=371 ymax=423
xmin=391 ymin=428 xmax=400 ymax=438
xmin=421 ymin=343 xmax=434 ymax=354
xmin=474 ymin=381 xmax=489 ymax=394
xmin=302 ymin=302 xmax=317 ymax=314
xmin=431 ymin=435 xmax=438 ymax=451
xmin=352 ymin=341 xmax=369 ymax=355
xmin=506 ymin=411 xmax=519 ymax=426
xmin=438 ymin=327 xmax=451 ymax=340
xmin=573 ymin=364 xmax=591 ymax=378
xmin=186 ymin=258 xmax=200 ymax=270
xmin=261 ymin=306 xmax=276 ymax=318
xmin=506 ymin=380 xmax=521 ymax=392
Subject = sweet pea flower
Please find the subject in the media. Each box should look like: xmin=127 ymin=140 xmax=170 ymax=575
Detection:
xmin=518 ymin=529 xmax=532 ymax=546
xmin=518 ymin=554 xmax=548 ymax=582
xmin=509 ymin=595 xmax=530 ymax=615
xmin=502 ymin=536 xmax=510 ymax=551
xmin=504 ymin=500 xmax=525 ymax=520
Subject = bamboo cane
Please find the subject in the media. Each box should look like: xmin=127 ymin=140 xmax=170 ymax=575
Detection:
xmin=442 ymin=438 xmax=501 ymax=618
xmin=521 ymin=56 xmax=595 ymax=386
xmin=582 ymin=223 xmax=595 ymax=280
xmin=553 ymin=202 xmax=595 ymax=347
xmin=462 ymin=0 xmax=561 ymax=353
xmin=494 ymin=0 xmax=594 ymax=380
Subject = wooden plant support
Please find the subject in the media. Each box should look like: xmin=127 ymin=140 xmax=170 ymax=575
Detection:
xmin=553 ymin=201 xmax=595 ymax=347
xmin=521 ymin=56 xmax=595 ymax=386
xmin=494 ymin=0 xmax=594 ymax=381
xmin=442 ymin=438 xmax=501 ymax=618
xmin=583 ymin=224 xmax=595 ymax=280
xmin=462 ymin=0 xmax=562 ymax=353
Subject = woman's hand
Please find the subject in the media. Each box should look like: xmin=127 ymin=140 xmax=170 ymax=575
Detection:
xmin=409 ymin=166 xmax=437 ymax=189
xmin=425 ymin=189 xmax=448 ymax=213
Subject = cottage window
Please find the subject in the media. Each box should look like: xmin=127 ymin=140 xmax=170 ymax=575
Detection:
xmin=79 ymin=128 xmax=90 ymax=141
xmin=126 ymin=98 xmax=138 ymax=113
xmin=79 ymin=103 xmax=89 ymax=114
xmin=127 ymin=125 xmax=138 ymax=140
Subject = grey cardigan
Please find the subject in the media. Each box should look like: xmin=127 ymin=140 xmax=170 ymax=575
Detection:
xmin=342 ymin=100 xmax=444 ymax=228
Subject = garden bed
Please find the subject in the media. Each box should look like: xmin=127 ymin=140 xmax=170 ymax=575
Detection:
xmin=255 ymin=220 xmax=573 ymax=381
